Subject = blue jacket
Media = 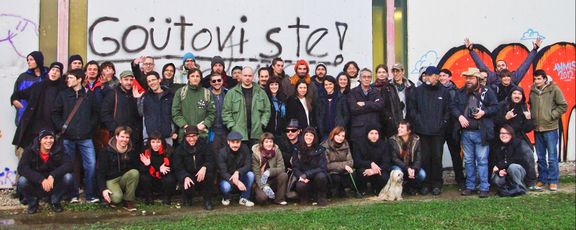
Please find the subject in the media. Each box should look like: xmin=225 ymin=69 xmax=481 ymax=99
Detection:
xmin=138 ymin=87 xmax=174 ymax=138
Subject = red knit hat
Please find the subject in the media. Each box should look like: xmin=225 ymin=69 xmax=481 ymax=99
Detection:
xmin=293 ymin=59 xmax=309 ymax=73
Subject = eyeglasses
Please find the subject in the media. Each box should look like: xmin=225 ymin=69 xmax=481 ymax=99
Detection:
xmin=211 ymin=79 xmax=222 ymax=83
xmin=143 ymin=63 xmax=154 ymax=66
xmin=286 ymin=129 xmax=299 ymax=133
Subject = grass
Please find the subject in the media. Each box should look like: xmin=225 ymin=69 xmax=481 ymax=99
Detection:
xmin=559 ymin=175 xmax=576 ymax=184
xmin=93 ymin=192 xmax=576 ymax=229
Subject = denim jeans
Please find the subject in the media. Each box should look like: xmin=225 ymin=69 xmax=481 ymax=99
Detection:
xmin=18 ymin=173 xmax=73 ymax=203
xmin=535 ymin=130 xmax=560 ymax=184
xmin=219 ymin=171 xmax=255 ymax=200
xmin=63 ymin=139 xmax=97 ymax=199
xmin=461 ymin=130 xmax=490 ymax=192
xmin=390 ymin=165 xmax=426 ymax=183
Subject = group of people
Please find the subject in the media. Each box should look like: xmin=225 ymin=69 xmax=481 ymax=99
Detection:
xmin=10 ymin=37 xmax=568 ymax=214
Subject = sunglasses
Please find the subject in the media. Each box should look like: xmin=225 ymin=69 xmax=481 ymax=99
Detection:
xmin=286 ymin=129 xmax=299 ymax=133
xmin=211 ymin=79 xmax=222 ymax=83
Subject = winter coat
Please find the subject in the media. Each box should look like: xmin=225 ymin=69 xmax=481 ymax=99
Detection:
xmin=409 ymin=83 xmax=451 ymax=136
xmin=11 ymin=69 xmax=46 ymax=124
xmin=251 ymin=144 xmax=285 ymax=188
xmin=316 ymin=91 xmax=347 ymax=139
xmin=138 ymin=145 xmax=173 ymax=179
xmin=52 ymin=87 xmax=99 ymax=140
xmin=222 ymin=85 xmax=271 ymax=141
xmin=529 ymin=81 xmax=567 ymax=132
xmin=276 ymin=134 xmax=300 ymax=170
xmin=347 ymin=86 xmax=384 ymax=142
xmin=172 ymin=137 xmax=213 ymax=182
xmin=286 ymin=96 xmax=316 ymax=130
xmin=493 ymin=138 xmax=531 ymax=171
xmin=354 ymin=137 xmax=391 ymax=171
xmin=265 ymin=93 xmax=287 ymax=137
xmin=380 ymin=79 xmax=415 ymax=137
xmin=442 ymin=81 xmax=459 ymax=140
xmin=495 ymin=88 xmax=534 ymax=145
xmin=172 ymin=84 xmax=215 ymax=139
xmin=138 ymin=87 xmax=174 ymax=138
xmin=292 ymin=145 xmax=327 ymax=179
xmin=451 ymin=86 xmax=498 ymax=144
xmin=321 ymin=140 xmax=353 ymax=174
xmin=215 ymin=144 xmax=252 ymax=180
xmin=18 ymin=139 xmax=71 ymax=184
xmin=389 ymin=135 xmax=421 ymax=171
xmin=97 ymin=138 xmax=139 ymax=193
xmin=11 ymin=78 xmax=66 ymax=148
xmin=470 ymin=48 xmax=537 ymax=87
xmin=101 ymin=86 xmax=143 ymax=139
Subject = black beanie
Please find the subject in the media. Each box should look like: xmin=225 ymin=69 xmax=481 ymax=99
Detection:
xmin=49 ymin=62 xmax=64 ymax=72
xmin=68 ymin=54 xmax=84 ymax=66
xmin=38 ymin=130 xmax=55 ymax=140
xmin=27 ymin=51 xmax=44 ymax=70
xmin=211 ymin=56 xmax=225 ymax=69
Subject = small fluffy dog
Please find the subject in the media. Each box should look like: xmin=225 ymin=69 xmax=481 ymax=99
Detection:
xmin=377 ymin=169 xmax=403 ymax=201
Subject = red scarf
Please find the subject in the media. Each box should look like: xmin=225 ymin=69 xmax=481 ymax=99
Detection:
xmin=144 ymin=146 xmax=170 ymax=179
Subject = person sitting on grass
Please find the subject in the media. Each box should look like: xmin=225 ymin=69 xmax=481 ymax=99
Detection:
xmin=321 ymin=126 xmax=354 ymax=198
xmin=252 ymin=132 xmax=288 ymax=205
xmin=17 ymin=130 xmax=73 ymax=214
xmin=216 ymin=131 xmax=255 ymax=207
xmin=491 ymin=125 xmax=532 ymax=197
xmin=98 ymin=126 xmax=140 ymax=211
xmin=138 ymin=132 xmax=176 ymax=205
xmin=293 ymin=127 xmax=329 ymax=206
xmin=389 ymin=121 xmax=426 ymax=195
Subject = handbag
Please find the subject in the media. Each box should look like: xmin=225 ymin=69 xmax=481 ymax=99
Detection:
xmin=286 ymin=169 xmax=299 ymax=199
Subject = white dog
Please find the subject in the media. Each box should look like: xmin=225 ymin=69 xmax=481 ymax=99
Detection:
xmin=377 ymin=169 xmax=403 ymax=201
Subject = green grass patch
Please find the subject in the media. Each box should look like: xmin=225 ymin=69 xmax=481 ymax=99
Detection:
xmin=560 ymin=175 xmax=576 ymax=183
xmin=97 ymin=192 xmax=576 ymax=229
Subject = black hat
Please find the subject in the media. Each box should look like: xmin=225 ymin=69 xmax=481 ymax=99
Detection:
xmin=184 ymin=126 xmax=199 ymax=136
xmin=211 ymin=56 xmax=225 ymax=69
xmin=27 ymin=51 xmax=44 ymax=70
xmin=227 ymin=131 xmax=243 ymax=140
xmin=286 ymin=119 xmax=299 ymax=129
xmin=38 ymin=130 xmax=55 ymax=140
xmin=49 ymin=62 xmax=64 ymax=71
xmin=68 ymin=54 xmax=83 ymax=66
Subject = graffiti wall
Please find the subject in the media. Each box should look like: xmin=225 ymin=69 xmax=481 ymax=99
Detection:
xmin=0 ymin=0 xmax=40 ymax=188
xmin=408 ymin=0 xmax=576 ymax=162
xmin=87 ymin=0 xmax=373 ymax=79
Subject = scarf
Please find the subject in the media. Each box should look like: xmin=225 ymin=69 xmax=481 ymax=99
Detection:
xmin=260 ymin=148 xmax=276 ymax=172
xmin=144 ymin=145 xmax=170 ymax=179
xmin=290 ymin=74 xmax=311 ymax=86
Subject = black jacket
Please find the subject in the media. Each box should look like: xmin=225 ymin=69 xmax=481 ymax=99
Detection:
xmin=292 ymin=145 xmax=327 ymax=179
xmin=101 ymin=86 xmax=143 ymax=140
xmin=380 ymin=79 xmax=415 ymax=137
xmin=451 ymin=86 xmax=498 ymax=143
xmin=11 ymin=78 xmax=66 ymax=148
xmin=17 ymin=139 xmax=71 ymax=184
xmin=493 ymin=138 xmax=531 ymax=171
xmin=354 ymin=137 xmax=391 ymax=171
xmin=409 ymin=83 xmax=451 ymax=136
xmin=276 ymin=134 xmax=300 ymax=170
xmin=138 ymin=144 xmax=174 ymax=179
xmin=388 ymin=135 xmax=421 ymax=171
xmin=172 ymin=138 xmax=214 ymax=182
xmin=138 ymin=87 xmax=174 ymax=138
xmin=286 ymin=96 xmax=316 ymax=130
xmin=347 ymin=86 xmax=384 ymax=141
xmin=52 ymin=87 xmax=99 ymax=140
xmin=215 ymin=144 xmax=252 ymax=180
xmin=316 ymin=90 xmax=347 ymax=138
xmin=494 ymin=88 xmax=534 ymax=145
xmin=97 ymin=138 xmax=139 ymax=193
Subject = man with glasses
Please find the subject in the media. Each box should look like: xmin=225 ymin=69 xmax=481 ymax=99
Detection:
xmin=209 ymin=73 xmax=229 ymax=153
xmin=131 ymin=56 xmax=156 ymax=91
xmin=277 ymin=119 xmax=302 ymax=170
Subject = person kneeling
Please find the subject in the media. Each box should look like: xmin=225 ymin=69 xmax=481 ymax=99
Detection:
xmin=18 ymin=130 xmax=73 ymax=214
xmin=138 ymin=132 xmax=176 ymax=205
xmin=293 ymin=127 xmax=329 ymax=206
xmin=173 ymin=126 xmax=215 ymax=210
xmin=491 ymin=125 xmax=530 ymax=197
xmin=252 ymin=132 xmax=288 ymax=205
xmin=216 ymin=131 xmax=255 ymax=207
xmin=389 ymin=121 xmax=426 ymax=195
xmin=98 ymin=126 xmax=140 ymax=211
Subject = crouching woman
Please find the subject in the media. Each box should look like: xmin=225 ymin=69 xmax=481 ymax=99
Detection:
xmin=389 ymin=121 xmax=426 ymax=195
xmin=491 ymin=125 xmax=531 ymax=196
xmin=252 ymin=132 xmax=288 ymax=205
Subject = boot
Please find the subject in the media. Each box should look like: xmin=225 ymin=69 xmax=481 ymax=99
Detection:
xmin=27 ymin=198 xmax=39 ymax=214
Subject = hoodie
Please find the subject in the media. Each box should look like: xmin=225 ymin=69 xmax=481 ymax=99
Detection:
xmin=11 ymin=51 xmax=47 ymax=124
xmin=17 ymin=138 xmax=71 ymax=184
xmin=495 ymin=87 xmax=534 ymax=144
xmin=97 ymin=138 xmax=138 ymax=193
xmin=529 ymin=81 xmax=568 ymax=132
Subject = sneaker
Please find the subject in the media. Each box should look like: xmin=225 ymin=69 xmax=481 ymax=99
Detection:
xmin=123 ymin=201 xmax=137 ymax=212
xmin=461 ymin=189 xmax=475 ymax=196
xmin=275 ymin=201 xmax=288 ymax=205
xmin=70 ymin=197 xmax=80 ymax=204
xmin=535 ymin=181 xmax=545 ymax=190
xmin=431 ymin=187 xmax=442 ymax=196
xmin=239 ymin=198 xmax=254 ymax=207
xmin=479 ymin=191 xmax=489 ymax=198
xmin=263 ymin=186 xmax=275 ymax=199
xmin=221 ymin=199 xmax=230 ymax=206
xmin=549 ymin=184 xmax=558 ymax=191
xmin=529 ymin=185 xmax=543 ymax=191
xmin=87 ymin=197 xmax=100 ymax=203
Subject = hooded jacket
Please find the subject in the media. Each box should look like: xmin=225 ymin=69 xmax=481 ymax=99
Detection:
xmin=495 ymin=87 xmax=534 ymax=144
xmin=251 ymin=144 xmax=285 ymax=188
xmin=97 ymin=138 xmax=138 ymax=193
xmin=172 ymin=84 xmax=215 ymax=139
xmin=321 ymin=139 xmax=353 ymax=174
xmin=52 ymin=87 xmax=99 ymax=140
xmin=409 ymin=82 xmax=451 ymax=136
xmin=389 ymin=135 xmax=421 ymax=171
xmin=215 ymin=144 xmax=252 ymax=180
xmin=172 ymin=137 xmax=213 ymax=182
xmin=12 ymin=51 xmax=47 ymax=125
xmin=292 ymin=144 xmax=327 ymax=179
xmin=18 ymin=138 xmax=71 ymax=184
xmin=529 ymin=81 xmax=567 ymax=132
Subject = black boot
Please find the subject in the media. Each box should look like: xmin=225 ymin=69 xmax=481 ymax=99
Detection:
xmin=203 ymin=199 xmax=213 ymax=210
xmin=50 ymin=202 xmax=64 ymax=213
xmin=162 ymin=195 xmax=172 ymax=205
xmin=27 ymin=198 xmax=39 ymax=214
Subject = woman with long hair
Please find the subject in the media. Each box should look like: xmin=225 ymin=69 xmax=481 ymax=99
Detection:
xmin=321 ymin=126 xmax=354 ymax=198
xmin=293 ymin=127 xmax=328 ymax=206
xmin=251 ymin=132 xmax=288 ymax=205
xmin=389 ymin=121 xmax=425 ymax=195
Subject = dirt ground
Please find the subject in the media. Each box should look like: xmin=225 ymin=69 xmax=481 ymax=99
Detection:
xmin=0 ymin=163 xmax=574 ymax=229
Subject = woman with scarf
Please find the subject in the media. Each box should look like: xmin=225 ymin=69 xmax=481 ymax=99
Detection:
xmin=316 ymin=76 xmax=347 ymax=140
xmin=293 ymin=127 xmax=328 ymax=206
xmin=252 ymin=132 xmax=288 ymax=205
xmin=354 ymin=127 xmax=391 ymax=195
xmin=264 ymin=76 xmax=287 ymax=139
xmin=389 ymin=121 xmax=425 ymax=195
xmin=138 ymin=132 xmax=176 ymax=205
xmin=321 ymin=126 xmax=354 ymax=198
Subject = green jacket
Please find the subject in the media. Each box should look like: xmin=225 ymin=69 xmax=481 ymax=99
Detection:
xmin=222 ymin=85 xmax=271 ymax=140
xmin=172 ymin=84 xmax=215 ymax=139
xmin=529 ymin=81 xmax=567 ymax=132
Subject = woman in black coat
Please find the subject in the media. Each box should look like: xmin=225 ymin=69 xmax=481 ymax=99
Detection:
xmin=316 ymin=76 xmax=347 ymax=140
xmin=491 ymin=125 xmax=531 ymax=196
xmin=353 ymin=127 xmax=391 ymax=195
xmin=264 ymin=76 xmax=288 ymax=138
xmin=286 ymin=80 xmax=316 ymax=130
xmin=292 ymin=127 xmax=328 ymax=206
xmin=138 ymin=132 xmax=176 ymax=205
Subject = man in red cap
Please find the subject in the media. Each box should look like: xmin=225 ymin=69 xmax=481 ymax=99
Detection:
xmin=281 ymin=59 xmax=318 ymax=101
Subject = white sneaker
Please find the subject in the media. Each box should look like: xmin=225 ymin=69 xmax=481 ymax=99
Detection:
xmin=278 ymin=201 xmax=287 ymax=205
xmin=221 ymin=199 xmax=230 ymax=206
xmin=70 ymin=197 xmax=80 ymax=204
xmin=239 ymin=198 xmax=254 ymax=207
xmin=87 ymin=197 xmax=100 ymax=203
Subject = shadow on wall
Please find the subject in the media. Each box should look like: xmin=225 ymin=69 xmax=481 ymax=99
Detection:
xmin=437 ymin=42 xmax=576 ymax=161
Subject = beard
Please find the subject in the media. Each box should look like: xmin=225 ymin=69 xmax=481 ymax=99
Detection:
xmin=465 ymin=81 xmax=478 ymax=94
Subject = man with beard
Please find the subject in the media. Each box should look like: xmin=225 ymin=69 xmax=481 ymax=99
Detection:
xmin=451 ymin=67 xmax=498 ymax=198
xmin=257 ymin=67 xmax=270 ymax=89
xmin=270 ymin=58 xmax=289 ymax=80
xmin=409 ymin=66 xmax=451 ymax=195
xmin=202 ymin=56 xmax=237 ymax=89
xmin=208 ymin=73 xmax=229 ymax=154
xmin=311 ymin=64 xmax=328 ymax=90
xmin=281 ymin=59 xmax=318 ymax=101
